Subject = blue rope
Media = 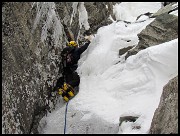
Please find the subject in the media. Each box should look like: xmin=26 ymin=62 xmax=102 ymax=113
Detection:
xmin=64 ymin=101 xmax=69 ymax=134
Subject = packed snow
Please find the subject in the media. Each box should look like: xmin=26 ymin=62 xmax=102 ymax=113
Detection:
xmin=113 ymin=2 xmax=161 ymax=22
xmin=38 ymin=2 xmax=178 ymax=134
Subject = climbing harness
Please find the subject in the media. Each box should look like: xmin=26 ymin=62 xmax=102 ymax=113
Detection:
xmin=64 ymin=101 xmax=69 ymax=134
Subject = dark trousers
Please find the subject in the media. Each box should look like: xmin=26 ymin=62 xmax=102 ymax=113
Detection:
xmin=56 ymin=71 xmax=80 ymax=89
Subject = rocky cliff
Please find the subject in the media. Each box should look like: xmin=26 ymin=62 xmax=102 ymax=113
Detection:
xmin=149 ymin=76 xmax=178 ymax=134
xmin=2 ymin=2 xmax=64 ymax=134
xmin=2 ymin=2 xmax=117 ymax=134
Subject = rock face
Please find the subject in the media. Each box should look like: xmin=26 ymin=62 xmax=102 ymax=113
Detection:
xmin=119 ymin=45 xmax=134 ymax=56
xmin=2 ymin=2 xmax=65 ymax=134
xmin=2 ymin=2 xmax=117 ymax=134
xmin=125 ymin=12 xmax=178 ymax=60
xmin=55 ymin=2 xmax=117 ymax=43
xmin=149 ymin=76 xmax=178 ymax=134
xmin=84 ymin=2 xmax=117 ymax=35
xmin=119 ymin=116 xmax=139 ymax=126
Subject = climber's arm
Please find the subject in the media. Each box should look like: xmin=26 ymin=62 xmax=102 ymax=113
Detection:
xmin=78 ymin=40 xmax=91 ymax=55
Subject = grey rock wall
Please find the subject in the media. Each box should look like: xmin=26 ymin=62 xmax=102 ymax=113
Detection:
xmin=84 ymin=2 xmax=117 ymax=34
xmin=149 ymin=76 xmax=178 ymax=134
xmin=55 ymin=2 xmax=117 ymax=43
xmin=2 ymin=2 xmax=66 ymax=134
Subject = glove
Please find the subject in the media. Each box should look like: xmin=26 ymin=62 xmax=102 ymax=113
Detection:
xmin=85 ymin=35 xmax=94 ymax=42
xmin=58 ymin=88 xmax=64 ymax=95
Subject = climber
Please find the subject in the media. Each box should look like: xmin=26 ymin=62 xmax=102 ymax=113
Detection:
xmin=56 ymin=35 xmax=94 ymax=102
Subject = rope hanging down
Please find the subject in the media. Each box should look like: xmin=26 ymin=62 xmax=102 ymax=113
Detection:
xmin=64 ymin=101 xmax=69 ymax=134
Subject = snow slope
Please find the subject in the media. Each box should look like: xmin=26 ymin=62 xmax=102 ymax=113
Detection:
xmin=38 ymin=2 xmax=178 ymax=134
xmin=113 ymin=2 xmax=161 ymax=22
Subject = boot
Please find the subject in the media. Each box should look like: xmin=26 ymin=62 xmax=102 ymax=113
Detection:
xmin=58 ymin=88 xmax=64 ymax=95
xmin=63 ymin=96 xmax=69 ymax=102
xmin=63 ymin=83 xmax=68 ymax=91
xmin=68 ymin=91 xmax=74 ymax=97
xmin=63 ymin=83 xmax=74 ymax=95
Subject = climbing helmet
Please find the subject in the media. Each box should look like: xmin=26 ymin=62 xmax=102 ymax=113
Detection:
xmin=67 ymin=41 xmax=78 ymax=47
